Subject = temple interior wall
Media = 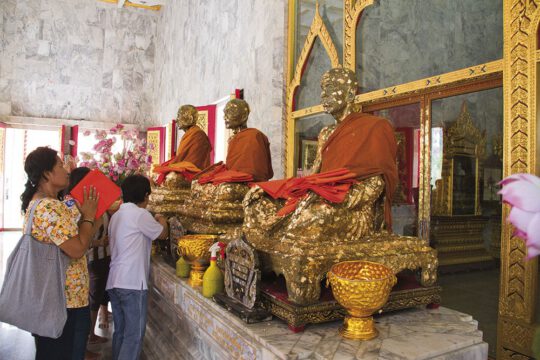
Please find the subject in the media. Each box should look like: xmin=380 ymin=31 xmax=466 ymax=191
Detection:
xmin=154 ymin=1 xmax=286 ymax=177
xmin=0 ymin=0 xmax=158 ymax=126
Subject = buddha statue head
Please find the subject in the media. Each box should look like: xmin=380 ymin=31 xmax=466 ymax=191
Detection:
xmin=320 ymin=67 xmax=359 ymax=122
xmin=177 ymin=105 xmax=199 ymax=131
xmin=224 ymin=99 xmax=250 ymax=133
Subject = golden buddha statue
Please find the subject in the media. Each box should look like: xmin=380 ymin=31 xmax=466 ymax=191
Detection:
xmin=243 ymin=67 xmax=438 ymax=305
xmin=178 ymin=99 xmax=273 ymax=241
xmin=148 ymin=105 xmax=212 ymax=216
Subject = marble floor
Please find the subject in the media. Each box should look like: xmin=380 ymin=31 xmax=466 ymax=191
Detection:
xmin=0 ymin=231 xmax=507 ymax=359
xmin=439 ymin=267 xmax=500 ymax=358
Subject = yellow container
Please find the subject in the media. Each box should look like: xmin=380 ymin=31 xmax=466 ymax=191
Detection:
xmin=176 ymin=257 xmax=191 ymax=278
xmin=202 ymin=259 xmax=224 ymax=298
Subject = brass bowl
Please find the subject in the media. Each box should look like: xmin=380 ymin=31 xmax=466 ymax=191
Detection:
xmin=327 ymin=260 xmax=397 ymax=340
xmin=177 ymin=234 xmax=218 ymax=287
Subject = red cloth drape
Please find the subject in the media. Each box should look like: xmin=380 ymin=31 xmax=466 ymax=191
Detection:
xmin=174 ymin=125 xmax=212 ymax=170
xmin=197 ymin=163 xmax=254 ymax=185
xmin=254 ymin=168 xmax=357 ymax=216
xmin=153 ymin=160 xmax=201 ymax=185
xmin=320 ymin=113 xmax=398 ymax=229
xmin=226 ymin=128 xmax=273 ymax=182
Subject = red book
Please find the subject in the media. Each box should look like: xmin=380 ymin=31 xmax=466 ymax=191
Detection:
xmin=70 ymin=170 xmax=122 ymax=219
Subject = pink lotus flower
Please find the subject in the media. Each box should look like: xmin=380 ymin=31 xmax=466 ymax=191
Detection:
xmin=498 ymin=173 xmax=540 ymax=259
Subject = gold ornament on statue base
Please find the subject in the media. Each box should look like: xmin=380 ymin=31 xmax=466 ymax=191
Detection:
xmin=177 ymin=234 xmax=218 ymax=287
xmin=327 ymin=261 xmax=397 ymax=340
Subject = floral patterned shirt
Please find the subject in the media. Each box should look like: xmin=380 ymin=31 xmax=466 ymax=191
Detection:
xmin=23 ymin=198 xmax=89 ymax=308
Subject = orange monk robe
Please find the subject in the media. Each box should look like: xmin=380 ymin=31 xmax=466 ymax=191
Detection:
xmin=226 ymin=128 xmax=273 ymax=182
xmin=174 ymin=125 xmax=212 ymax=170
xmin=320 ymin=113 xmax=398 ymax=229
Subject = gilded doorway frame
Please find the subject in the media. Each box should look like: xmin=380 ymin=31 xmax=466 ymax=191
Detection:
xmin=284 ymin=0 xmax=538 ymax=357
xmin=497 ymin=1 xmax=540 ymax=358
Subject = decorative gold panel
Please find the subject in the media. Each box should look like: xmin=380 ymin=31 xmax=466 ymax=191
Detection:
xmin=498 ymin=0 xmax=540 ymax=358
xmin=343 ymin=0 xmax=374 ymax=71
xmin=197 ymin=111 xmax=209 ymax=134
xmin=146 ymin=129 xmax=162 ymax=165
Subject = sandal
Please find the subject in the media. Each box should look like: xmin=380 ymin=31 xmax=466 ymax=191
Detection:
xmin=88 ymin=334 xmax=108 ymax=344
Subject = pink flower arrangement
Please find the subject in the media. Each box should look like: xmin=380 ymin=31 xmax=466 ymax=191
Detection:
xmin=498 ymin=173 xmax=540 ymax=259
xmin=79 ymin=124 xmax=153 ymax=184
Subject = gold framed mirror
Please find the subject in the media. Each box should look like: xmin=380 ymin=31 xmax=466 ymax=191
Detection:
xmin=432 ymin=102 xmax=486 ymax=216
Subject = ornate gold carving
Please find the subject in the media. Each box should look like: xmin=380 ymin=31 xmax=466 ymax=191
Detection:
xmin=432 ymin=102 xmax=486 ymax=216
xmin=327 ymin=261 xmax=396 ymax=340
xmin=285 ymin=2 xmax=341 ymax=176
xmin=261 ymin=285 xmax=441 ymax=328
xmin=343 ymin=0 xmax=374 ymax=71
xmin=498 ymin=1 xmax=540 ymax=357
xmin=356 ymin=60 xmax=502 ymax=105
xmin=499 ymin=318 xmax=536 ymax=358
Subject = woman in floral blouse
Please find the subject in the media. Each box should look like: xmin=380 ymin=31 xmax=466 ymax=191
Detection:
xmin=21 ymin=147 xmax=99 ymax=360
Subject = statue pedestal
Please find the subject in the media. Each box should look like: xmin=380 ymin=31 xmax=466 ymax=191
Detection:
xmin=259 ymin=273 xmax=442 ymax=332
xmin=430 ymin=215 xmax=494 ymax=271
xmin=148 ymin=186 xmax=191 ymax=218
xmin=146 ymin=256 xmax=488 ymax=360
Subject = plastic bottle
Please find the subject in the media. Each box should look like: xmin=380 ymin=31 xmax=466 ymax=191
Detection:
xmin=202 ymin=242 xmax=225 ymax=298
xmin=176 ymin=256 xmax=191 ymax=278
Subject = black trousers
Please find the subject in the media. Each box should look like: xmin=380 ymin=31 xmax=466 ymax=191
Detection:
xmin=33 ymin=306 xmax=90 ymax=360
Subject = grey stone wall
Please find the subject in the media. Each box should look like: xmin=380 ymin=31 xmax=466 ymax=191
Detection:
xmin=357 ymin=0 xmax=503 ymax=92
xmin=0 ymin=0 xmax=158 ymax=125
xmin=153 ymin=0 xmax=286 ymax=177
xmin=293 ymin=0 xmax=503 ymax=106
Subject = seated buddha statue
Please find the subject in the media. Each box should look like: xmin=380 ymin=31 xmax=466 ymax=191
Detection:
xmin=148 ymin=105 xmax=212 ymax=216
xmin=153 ymin=104 xmax=212 ymax=188
xmin=243 ymin=67 xmax=437 ymax=304
xmin=178 ymin=99 xmax=273 ymax=241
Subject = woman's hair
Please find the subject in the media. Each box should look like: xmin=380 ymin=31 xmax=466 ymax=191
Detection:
xmin=20 ymin=147 xmax=58 ymax=213
xmin=121 ymin=174 xmax=151 ymax=204
xmin=67 ymin=167 xmax=91 ymax=194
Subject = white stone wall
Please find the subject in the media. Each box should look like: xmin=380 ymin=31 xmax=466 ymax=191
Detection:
xmin=154 ymin=0 xmax=286 ymax=177
xmin=0 ymin=0 xmax=158 ymax=126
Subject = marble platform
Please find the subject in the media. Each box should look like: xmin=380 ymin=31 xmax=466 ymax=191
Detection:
xmin=145 ymin=256 xmax=488 ymax=360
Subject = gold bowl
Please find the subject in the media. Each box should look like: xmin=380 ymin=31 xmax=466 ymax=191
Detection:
xmin=177 ymin=234 xmax=218 ymax=287
xmin=327 ymin=260 xmax=397 ymax=340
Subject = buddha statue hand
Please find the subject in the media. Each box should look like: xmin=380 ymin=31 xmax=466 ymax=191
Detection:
xmin=346 ymin=176 xmax=385 ymax=209
xmin=242 ymin=186 xmax=265 ymax=206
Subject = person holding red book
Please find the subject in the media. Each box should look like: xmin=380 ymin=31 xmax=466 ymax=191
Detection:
xmin=20 ymin=147 xmax=99 ymax=360
xmin=65 ymin=167 xmax=114 ymax=359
